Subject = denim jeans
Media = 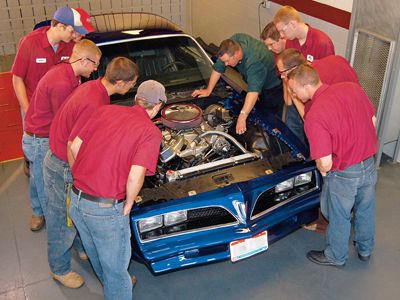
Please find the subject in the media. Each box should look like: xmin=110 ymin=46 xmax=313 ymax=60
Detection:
xmin=69 ymin=189 xmax=132 ymax=300
xmin=323 ymin=157 xmax=377 ymax=264
xmin=285 ymin=105 xmax=307 ymax=146
xmin=22 ymin=133 xmax=49 ymax=217
xmin=43 ymin=150 xmax=85 ymax=275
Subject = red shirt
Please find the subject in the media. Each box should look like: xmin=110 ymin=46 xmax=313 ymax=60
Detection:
xmin=304 ymin=83 xmax=377 ymax=171
xmin=24 ymin=63 xmax=80 ymax=136
xmin=49 ymin=78 xmax=109 ymax=162
xmin=11 ymin=26 xmax=74 ymax=101
xmin=285 ymin=24 xmax=334 ymax=62
xmin=304 ymin=55 xmax=360 ymax=117
xmin=72 ymin=105 xmax=162 ymax=199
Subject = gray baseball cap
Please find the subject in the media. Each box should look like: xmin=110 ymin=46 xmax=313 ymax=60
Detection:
xmin=136 ymin=80 xmax=167 ymax=104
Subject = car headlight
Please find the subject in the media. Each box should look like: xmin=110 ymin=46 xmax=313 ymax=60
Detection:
xmin=164 ymin=210 xmax=187 ymax=226
xmin=275 ymin=178 xmax=294 ymax=193
xmin=138 ymin=215 xmax=163 ymax=233
xmin=294 ymin=172 xmax=312 ymax=186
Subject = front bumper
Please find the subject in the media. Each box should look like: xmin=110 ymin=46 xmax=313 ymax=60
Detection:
xmin=130 ymin=163 xmax=321 ymax=274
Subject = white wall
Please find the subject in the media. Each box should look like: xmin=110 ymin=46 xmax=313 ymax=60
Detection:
xmin=189 ymin=0 xmax=350 ymax=57
xmin=314 ymin=0 xmax=353 ymax=12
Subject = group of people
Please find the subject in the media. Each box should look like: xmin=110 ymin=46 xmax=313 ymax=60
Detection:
xmin=11 ymin=4 xmax=377 ymax=300
xmin=12 ymin=6 xmax=165 ymax=300
xmin=193 ymin=5 xmax=377 ymax=268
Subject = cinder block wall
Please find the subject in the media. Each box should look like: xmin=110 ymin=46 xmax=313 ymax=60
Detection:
xmin=0 ymin=0 xmax=189 ymax=71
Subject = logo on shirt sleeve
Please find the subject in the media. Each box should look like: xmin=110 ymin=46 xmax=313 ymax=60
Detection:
xmin=61 ymin=56 xmax=70 ymax=61
xmin=36 ymin=58 xmax=47 ymax=63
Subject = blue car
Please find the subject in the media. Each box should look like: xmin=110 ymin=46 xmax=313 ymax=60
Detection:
xmin=85 ymin=12 xmax=321 ymax=274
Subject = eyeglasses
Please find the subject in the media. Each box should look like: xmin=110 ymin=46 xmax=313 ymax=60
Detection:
xmin=277 ymin=65 xmax=299 ymax=76
xmin=84 ymin=57 xmax=99 ymax=66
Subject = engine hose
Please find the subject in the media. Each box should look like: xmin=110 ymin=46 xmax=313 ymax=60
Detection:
xmin=195 ymin=131 xmax=249 ymax=154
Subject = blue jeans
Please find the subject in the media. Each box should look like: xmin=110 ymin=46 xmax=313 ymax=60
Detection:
xmin=22 ymin=133 xmax=49 ymax=217
xmin=69 ymin=190 xmax=132 ymax=300
xmin=323 ymin=157 xmax=377 ymax=264
xmin=43 ymin=150 xmax=85 ymax=275
xmin=285 ymin=105 xmax=307 ymax=146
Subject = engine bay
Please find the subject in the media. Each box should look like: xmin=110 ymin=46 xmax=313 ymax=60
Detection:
xmin=138 ymin=100 xmax=298 ymax=204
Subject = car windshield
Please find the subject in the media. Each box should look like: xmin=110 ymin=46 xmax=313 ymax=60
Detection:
xmin=88 ymin=35 xmax=213 ymax=104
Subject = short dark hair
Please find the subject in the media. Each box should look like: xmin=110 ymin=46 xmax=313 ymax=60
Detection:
xmin=105 ymin=57 xmax=139 ymax=84
xmin=277 ymin=48 xmax=306 ymax=69
xmin=217 ymin=39 xmax=241 ymax=57
xmin=260 ymin=22 xmax=280 ymax=41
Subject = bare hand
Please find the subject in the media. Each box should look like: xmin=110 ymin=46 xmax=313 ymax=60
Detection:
xmin=192 ymin=89 xmax=211 ymax=98
xmin=236 ymin=115 xmax=247 ymax=135
xmin=123 ymin=200 xmax=134 ymax=216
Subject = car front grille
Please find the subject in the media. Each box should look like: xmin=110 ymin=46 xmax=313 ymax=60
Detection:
xmin=139 ymin=206 xmax=237 ymax=242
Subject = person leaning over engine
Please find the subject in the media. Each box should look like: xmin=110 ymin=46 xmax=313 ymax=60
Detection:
xmin=287 ymin=64 xmax=377 ymax=267
xmin=192 ymin=33 xmax=283 ymax=135
xmin=67 ymin=80 xmax=165 ymax=300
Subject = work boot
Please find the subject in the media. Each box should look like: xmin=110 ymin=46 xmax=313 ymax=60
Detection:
xmin=30 ymin=215 xmax=45 ymax=231
xmin=51 ymin=271 xmax=85 ymax=289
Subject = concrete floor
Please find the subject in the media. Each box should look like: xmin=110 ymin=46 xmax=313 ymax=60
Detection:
xmin=0 ymin=159 xmax=399 ymax=300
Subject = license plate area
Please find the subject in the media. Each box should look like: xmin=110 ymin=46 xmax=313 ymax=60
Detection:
xmin=230 ymin=231 xmax=268 ymax=262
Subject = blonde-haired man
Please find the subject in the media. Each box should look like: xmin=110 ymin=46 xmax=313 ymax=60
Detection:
xmin=274 ymin=5 xmax=334 ymax=62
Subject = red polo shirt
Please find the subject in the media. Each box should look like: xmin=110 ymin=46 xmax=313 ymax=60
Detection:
xmin=285 ymin=24 xmax=334 ymax=62
xmin=24 ymin=63 xmax=80 ymax=136
xmin=49 ymin=78 xmax=109 ymax=162
xmin=304 ymin=55 xmax=360 ymax=117
xmin=304 ymin=83 xmax=377 ymax=171
xmin=11 ymin=26 xmax=74 ymax=101
xmin=72 ymin=105 xmax=162 ymax=199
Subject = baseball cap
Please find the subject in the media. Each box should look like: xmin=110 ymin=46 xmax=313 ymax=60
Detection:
xmin=136 ymin=80 xmax=167 ymax=104
xmin=53 ymin=7 xmax=89 ymax=34
xmin=74 ymin=8 xmax=95 ymax=33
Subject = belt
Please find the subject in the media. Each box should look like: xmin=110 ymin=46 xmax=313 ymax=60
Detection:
xmin=25 ymin=131 xmax=48 ymax=138
xmin=72 ymin=185 xmax=125 ymax=204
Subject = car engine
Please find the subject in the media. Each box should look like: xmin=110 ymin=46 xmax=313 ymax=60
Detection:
xmin=153 ymin=103 xmax=264 ymax=184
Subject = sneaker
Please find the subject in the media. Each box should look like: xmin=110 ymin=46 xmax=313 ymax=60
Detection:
xmin=78 ymin=251 xmax=88 ymax=260
xmin=30 ymin=215 xmax=45 ymax=231
xmin=51 ymin=271 xmax=85 ymax=289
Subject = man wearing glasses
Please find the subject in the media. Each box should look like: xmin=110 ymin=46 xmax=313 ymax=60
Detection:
xmin=67 ymin=80 xmax=165 ymax=300
xmin=273 ymin=5 xmax=334 ymax=62
xmin=12 ymin=6 xmax=94 ymax=231
xmin=192 ymin=33 xmax=282 ymax=135
xmin=276 ymin=49 xmax=359 ymax=146
xmin=23 ymin=39 xmax=100 ymax=288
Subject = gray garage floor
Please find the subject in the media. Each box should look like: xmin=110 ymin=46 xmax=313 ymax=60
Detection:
xmin=0 ymin=159 xmax=399 ymax=300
